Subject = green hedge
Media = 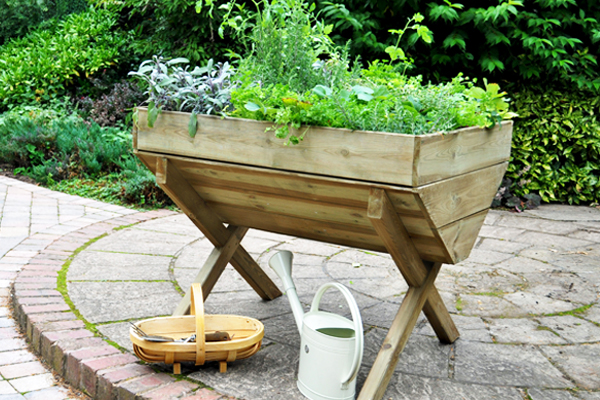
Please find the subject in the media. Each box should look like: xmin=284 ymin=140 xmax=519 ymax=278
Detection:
xmin=507 ymin=85 xmax=600 ymax=204
xmin=310 ymin=0 xmax=600 ymax=90
xmin=0 ymin=8 xmax=132 ymax=111
xmin=0 ymin=0 xmax=87 ymax=45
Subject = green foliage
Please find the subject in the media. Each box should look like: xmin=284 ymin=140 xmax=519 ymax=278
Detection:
xmin=219 ymin=1 xmax=515 ymax=144
xmin=90 ymin=0 xmax=242 ymax=65
xmin=0 ymin=0 xmax=87 ymax=45
xmin=0 ymin=9 xmax=132 ymax=111
xmin=230 ymin=0 xmax=352 ymax=93
xmin=129 ymin=56 xmax=236 ymax=136
xmin=0 ymin=114 xmax=171 ymax=207
xmin=507 ymin=85 xmax=600 ymax=204
xmin=310 ymin=0 xmax=600 ymax=90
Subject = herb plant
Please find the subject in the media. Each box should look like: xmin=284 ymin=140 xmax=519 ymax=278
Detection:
xmin=132 ymin=0 xmax=516 ymax=145
xmin=129 ymin=56 xmax=236 ymax=137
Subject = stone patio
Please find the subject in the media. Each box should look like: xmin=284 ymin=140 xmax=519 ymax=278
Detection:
xmin=2 ymin=175 xmax=600 ymax=399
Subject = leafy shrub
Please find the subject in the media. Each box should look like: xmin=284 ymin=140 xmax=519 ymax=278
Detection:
xmin=506 ymin=84 xmax=600 ymax=204
xmin=0 ymin=9 xmax=132 ymax=111
xmin=0 ymin=114 xmax=171 ymax=207
xmin=129 ymin=56 xmax=237 ymax=135
xmin=309 ymin=0 xmax=600 ymax=90
xmin=75 ymin=80 xmax=145 ymax=127
xmin=90 ymin=0 xmax=243 ymax=65
xmin=0 ymin=0 xmax=87 ymax=45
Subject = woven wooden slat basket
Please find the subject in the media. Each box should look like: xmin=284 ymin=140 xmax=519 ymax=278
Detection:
xmin=130 ymin=283 xmax=264 ymax=373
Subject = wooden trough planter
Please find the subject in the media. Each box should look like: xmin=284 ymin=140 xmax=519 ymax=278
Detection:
xmin=133 ymin=107 xmax=513 ymax=400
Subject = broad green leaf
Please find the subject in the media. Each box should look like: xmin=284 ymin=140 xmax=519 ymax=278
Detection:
xmin=188 ymin=112 xmax=198 ymax=138
xmin=245 ymin=102 xmax=261 ymax=112
xmin=312 ymin=85 xmax=332 ymax=97
xmin=147 ymin=101 xmax=159 ymax=128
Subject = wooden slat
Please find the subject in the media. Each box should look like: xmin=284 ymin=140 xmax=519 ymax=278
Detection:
xmin=417 ymin=162 xmax=508 ymax=228
xmin=137 ymin=108 xmax=417 ymax=186
xmin=210 ymin=204 xmax=450 ymax=263
xmin=169 ymin=156 xmax=423 ymax=215
xmin=437 ymin=209 xmax=489 ymax=263
xmin=414 ymin=122 xmax=513 ymax=186
xmin=192 ymin=187 xmax=434 ymax=237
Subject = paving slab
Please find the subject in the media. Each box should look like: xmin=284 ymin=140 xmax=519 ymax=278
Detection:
xmin=542 ymin=344 xmax=600 ymax=389
xmin=528 ymin=388 xmax=579 ymax=400
xmin=537 ymin=315 xmax=600 ymax=343
xmin=522 ymin=205 xmax=600 ymax=221
xmin=487 ymin=318 xmax=567 ymax=344
xmin=85 ymin=228 xmax=195 ymax=256
xmin=67 ymin=251 xmax=172 ymax=281
xmin=453 ymin=342 xmax=571 ymax=387
xmin=67 ymin=281 xmax=181 ymax=323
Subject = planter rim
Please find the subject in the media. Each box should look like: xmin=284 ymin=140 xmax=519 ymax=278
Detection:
xmin=135 ymin=106 xmax=514 ymax=139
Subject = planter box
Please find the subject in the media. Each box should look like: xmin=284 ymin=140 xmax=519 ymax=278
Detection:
xmin=133 ymin=108 xmax=513 ymax=264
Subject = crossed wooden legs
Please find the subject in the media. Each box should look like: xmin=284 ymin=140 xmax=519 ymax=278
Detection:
xmin=153 ymin=157 xmax=281 ymax=315
xmin=155 ymin=156 xmax=457 ymax=399
xmin=358 ymin=188 xmax=459 ymax=400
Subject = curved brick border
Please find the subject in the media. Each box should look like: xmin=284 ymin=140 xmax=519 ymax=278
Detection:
xmin=10 ymin=209 xmax=228 ymax=400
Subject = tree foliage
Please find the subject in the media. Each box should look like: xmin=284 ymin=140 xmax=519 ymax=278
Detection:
xmin=311 ymin=0 xmax=600 ymax=90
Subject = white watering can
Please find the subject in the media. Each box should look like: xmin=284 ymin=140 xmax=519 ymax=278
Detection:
xmin=269 ymin=251 xmax=364 ymax=400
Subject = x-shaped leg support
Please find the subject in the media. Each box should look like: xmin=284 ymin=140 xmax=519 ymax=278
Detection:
xmin=358 ymin=188 xmax=459 ymax=400
xmin=153 ymin=157 xmax=282 ymax=315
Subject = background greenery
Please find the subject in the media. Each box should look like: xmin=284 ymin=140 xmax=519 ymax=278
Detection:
xmin=0 ymin=0 xmax=598 ymax=208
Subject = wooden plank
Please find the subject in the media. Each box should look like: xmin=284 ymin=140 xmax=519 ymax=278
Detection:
xmin=137 ymin=108 xmax=415 ymax=186
xmin=211 ymin=204 xmax=451 ymax=263
xmin=154 ymin=157 xmax=281 ymax=300
xmin=357 ymin=262 xmax=442 ymax=400
xmin=190 ymin=186 xmax=434 ymax=237
xmin=137 ymin=151 xmax=452 ymax=263
xmin=414 ymin=122 xmax=513 ymax=186
xmin=417 ymin=162 xmax=508 ymax=228
xmin=167 ymin=154 xmax=423 ymax=215
xmin=437 ymin=209 xmax=489 ymax=263
xmin=423 ymin=287 xmax=460 ymax=344
xmin=173 ymin=225 xmax=248 ymax=316
xmin=367 ymin=188 xmax=428 ymax=287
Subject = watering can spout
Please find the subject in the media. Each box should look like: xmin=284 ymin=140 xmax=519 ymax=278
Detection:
xmin=269 ymin=251 xmax=304 ymax=335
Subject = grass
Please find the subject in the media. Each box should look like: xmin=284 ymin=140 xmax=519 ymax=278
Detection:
xmin=50 ymin=174 xmax=177 ymax=211
xmin=456 ymin=296 xmax=463 ymax=312
xmin=57 ymin=234 xmax=108 ymax=339
xmin=472 ymin=290 xmax=507 ymax=297
xmin=536 ymin=325 xmax=560 ymax=336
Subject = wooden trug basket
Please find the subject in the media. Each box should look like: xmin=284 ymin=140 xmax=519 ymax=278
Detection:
xmin=130 ymin=284 xmax=264 ymax=374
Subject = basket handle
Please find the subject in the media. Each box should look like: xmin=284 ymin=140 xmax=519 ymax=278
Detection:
xmin=190 ymin=283 xmax=206 ymax=365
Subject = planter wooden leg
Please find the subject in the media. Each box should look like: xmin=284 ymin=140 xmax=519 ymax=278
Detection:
xmin=423 ymin=288 xmax=460 ymax=344
xmin=361 ymin=188 xmax=459 ymax=400
xmin=173 ymin=225 xmax=249 ymax=315
xmin=358 ymin=263 xmax=441 ymax=400
xmin=155 ymin=157 xmax=282 ymax=303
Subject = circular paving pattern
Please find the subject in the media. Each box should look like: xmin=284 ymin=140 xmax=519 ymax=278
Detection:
xmin=66 ymin=209 xmax=600 ymax=399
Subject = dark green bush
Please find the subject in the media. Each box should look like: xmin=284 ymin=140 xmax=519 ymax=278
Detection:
xmin=0 ymin=9 xmax=132 ymax=111
xmin=310 ymin=0 xmax=600 ymax=90
xmin=0 ymin=114 xmax=171 ymax=207
xmin=507 ymin=85 xmax=600 ymax=204
xmin=0 ymin=0 xmax=87 ymax=45
xmin=91 ymin=0 xmax=244 ymax=65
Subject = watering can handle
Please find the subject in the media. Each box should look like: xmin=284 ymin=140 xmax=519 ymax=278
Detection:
xmin=310 ymin=282 xmax=364 ymax=389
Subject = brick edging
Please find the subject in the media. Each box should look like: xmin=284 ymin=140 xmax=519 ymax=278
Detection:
xmin=10 ymin=209 xmax=223 ymax=400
